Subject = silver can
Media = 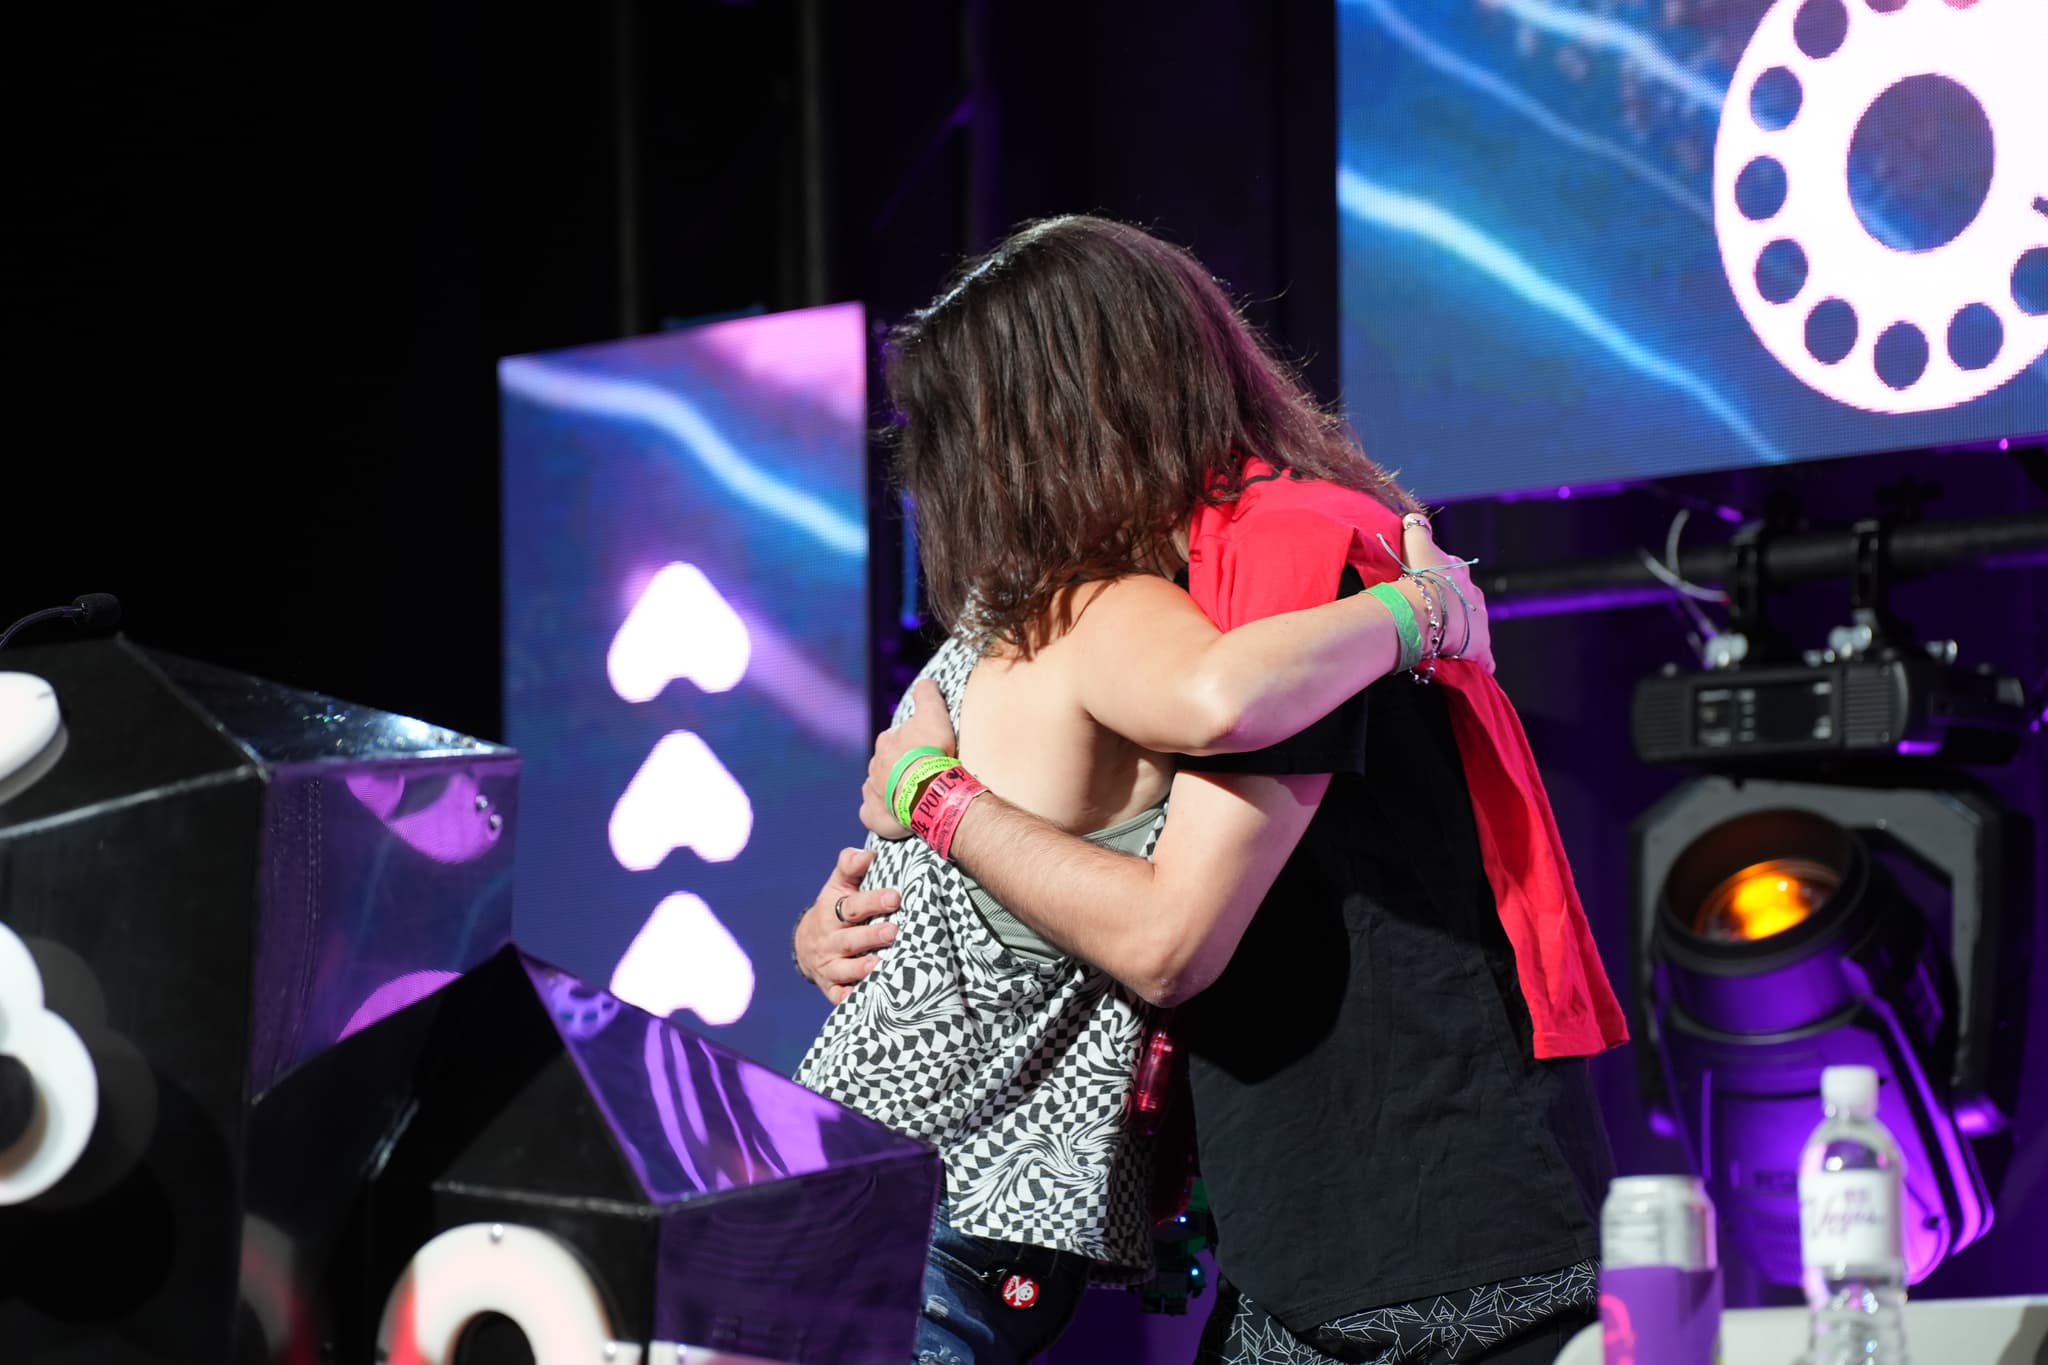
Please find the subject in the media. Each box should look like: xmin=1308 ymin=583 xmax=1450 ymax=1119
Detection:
xmin=1601 ymin=1174 xmax=1718 ymax=1271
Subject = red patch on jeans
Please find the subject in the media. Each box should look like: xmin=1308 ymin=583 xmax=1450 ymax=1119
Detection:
xmin=999 ymin=1274 xmax=1040 ymax=1309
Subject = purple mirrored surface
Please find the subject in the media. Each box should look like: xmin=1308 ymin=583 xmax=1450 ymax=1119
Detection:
xmin=650 ymin=1155 xmax=940 ymax=1362
xmin=124 ymin=651 xmax=522 ymax=1096
xmin=523 ymin=956 xmax=939 ymax=1361
xmin=246 ymin=757 xmax=521 ymax=1097
xmin=526 ymin=957 xmax=933 ymax=1200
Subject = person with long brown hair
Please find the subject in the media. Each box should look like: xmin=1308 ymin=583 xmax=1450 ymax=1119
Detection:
xmin=806 ymin=213 xmax=1622 ymax=1365
xmin=794 ymin=215 xmax=1618 ymax=1365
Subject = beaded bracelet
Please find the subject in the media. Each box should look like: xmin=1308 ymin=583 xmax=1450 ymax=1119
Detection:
xmin=1420 ymin=567 xmax=1480 ymax=660
xmin=1411 ymin=572 xmax=1444 ymax=684
xmin=1376 ymin=532 xmax=1479 ymax=672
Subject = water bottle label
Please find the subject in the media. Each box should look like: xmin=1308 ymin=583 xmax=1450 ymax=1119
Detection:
xmin=1798 ymin=1169 xmax=1899 ymax=1266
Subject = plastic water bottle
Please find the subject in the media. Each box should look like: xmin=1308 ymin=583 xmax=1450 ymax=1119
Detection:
xmin=1799 ymin=1065 xmax=1909 ymax=1364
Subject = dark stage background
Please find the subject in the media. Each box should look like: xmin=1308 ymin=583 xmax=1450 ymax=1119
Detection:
xmin=10 ymin=1 xmax=2046 ymax=1356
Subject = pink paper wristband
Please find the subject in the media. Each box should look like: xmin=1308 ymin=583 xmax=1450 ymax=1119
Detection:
xmin=907 ymin=765 xmax=988 ymax=861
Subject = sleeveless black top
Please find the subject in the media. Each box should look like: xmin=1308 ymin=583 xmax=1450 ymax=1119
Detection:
xmin=1178 ymin=573 xmax=1612 ymax=1331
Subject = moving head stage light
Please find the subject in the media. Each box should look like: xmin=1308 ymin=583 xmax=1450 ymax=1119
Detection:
xmin=1633 ymin=781 xmax=2029 ymax=1285
xmin=1626 ymin=514 xmax=2036 ymax=1291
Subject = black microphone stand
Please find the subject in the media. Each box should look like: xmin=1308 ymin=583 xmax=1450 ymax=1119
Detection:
xmin=0 ymin=596 xmax=122 ymax=651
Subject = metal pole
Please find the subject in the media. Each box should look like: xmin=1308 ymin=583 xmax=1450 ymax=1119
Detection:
xmin=612 ymin=0 xmax=642 ymax=336
xmin=1482 ymin=514 xmax=2048 ymax=620
xmin=960 ymin=0 xmax=997 ymax=253
xmin=795 ymin=0 xmax=828 ymax=307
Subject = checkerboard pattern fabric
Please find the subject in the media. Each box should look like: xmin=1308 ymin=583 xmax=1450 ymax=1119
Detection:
xmin=796 ymin=634 xmax=1161 ymax=1278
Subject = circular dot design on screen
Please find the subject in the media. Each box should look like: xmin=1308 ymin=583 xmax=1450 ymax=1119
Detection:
xmin=1712 ymin=0 xmax=2048 ymax=414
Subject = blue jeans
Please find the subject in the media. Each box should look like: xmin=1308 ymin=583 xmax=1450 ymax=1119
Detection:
xmin=914 ymin=1210 xmax=1091 ymax=1365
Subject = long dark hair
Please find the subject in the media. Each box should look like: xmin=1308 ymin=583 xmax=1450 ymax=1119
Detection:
xmin=887 ymin=214 xmax=1420 ymax=651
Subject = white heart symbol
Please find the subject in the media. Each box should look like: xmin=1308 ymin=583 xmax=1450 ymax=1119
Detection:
xmin=608 ymin=893 xmax=755 ymax=1027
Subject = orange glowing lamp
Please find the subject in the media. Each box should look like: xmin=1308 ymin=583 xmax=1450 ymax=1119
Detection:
xmin=1694 ymin=859 xmax=1839 ymax=943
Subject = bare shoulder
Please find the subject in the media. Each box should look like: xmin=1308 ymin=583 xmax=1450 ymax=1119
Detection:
xmin=1051 ymin=573 xmax=1220 ymax=699
xmin=1064 ymin=573 xmax=1203 ymax=633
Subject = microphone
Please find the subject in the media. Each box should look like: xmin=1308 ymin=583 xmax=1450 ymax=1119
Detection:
xmin=0 ymin=594 xmax=123 ymax=651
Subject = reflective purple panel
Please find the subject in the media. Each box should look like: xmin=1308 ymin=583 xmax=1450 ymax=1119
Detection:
xmin=521 ymin=956 xmax=940 ymax=1362
xmin=246 ymin=754 xmax=521 ymax=1096
xmin=525 ymin=957 xmax=935 ymax=1200
xmin=138 ymin=651 xmax=523 ymax=1096
xmin=652 ymin=1153 xmax=939 ymax=1360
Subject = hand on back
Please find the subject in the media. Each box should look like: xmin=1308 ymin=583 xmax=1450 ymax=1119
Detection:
xmin=793 ymin=847 xmax=901 ymax=1005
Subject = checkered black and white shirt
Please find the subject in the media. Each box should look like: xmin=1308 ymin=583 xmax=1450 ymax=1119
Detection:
xmin=796 ymin=634 xmax=1161 ymax=1278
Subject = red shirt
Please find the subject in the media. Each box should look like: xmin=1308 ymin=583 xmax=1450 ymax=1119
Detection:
xmin=1185 ymin=462 xmax=1628 ymax=1059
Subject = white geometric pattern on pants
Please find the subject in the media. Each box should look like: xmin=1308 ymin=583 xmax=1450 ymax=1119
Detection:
xmin=796 ymin=634 xmax=1162 ymax=1278
xmin=1213 ymin=1260 xmax=1599 ymax=1365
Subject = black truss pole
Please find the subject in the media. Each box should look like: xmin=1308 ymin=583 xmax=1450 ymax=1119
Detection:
xmin=1481 ymin=514 xmax=2048 ymax=620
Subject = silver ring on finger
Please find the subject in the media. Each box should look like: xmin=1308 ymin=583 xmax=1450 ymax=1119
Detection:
xmin=833 ymin=895 xmax=850 ymax=924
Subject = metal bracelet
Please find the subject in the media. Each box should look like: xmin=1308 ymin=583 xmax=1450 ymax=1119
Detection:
xmin=1377 ymin=530 xmax=1479 ymax=667
xmin=1410 ymin=572 xmax=1444 ymax=683
xmin=1418 ymin=566 xmax=1479 ymax=659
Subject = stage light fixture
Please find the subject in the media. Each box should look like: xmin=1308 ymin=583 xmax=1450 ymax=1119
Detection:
xmin=1691 ymin=855 xmax=1836 ymax=943
xmin=1632 ymin=777 xmax=2032 ymax=1290
xmin=1622 ymin=506 xmax=2040 ymax=1292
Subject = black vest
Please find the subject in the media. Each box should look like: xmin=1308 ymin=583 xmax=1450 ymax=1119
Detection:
xmin=1180 ymin=656 xmax=1612 ymax=1332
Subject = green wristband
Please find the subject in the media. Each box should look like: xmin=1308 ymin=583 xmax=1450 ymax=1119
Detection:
xmin=1366 ymin=581 xmax=1424 ymax=671
xmin=885 ymin=745 xmax=950 ymax=820
xmin=893 ymin=753 xmax=962 ymax=829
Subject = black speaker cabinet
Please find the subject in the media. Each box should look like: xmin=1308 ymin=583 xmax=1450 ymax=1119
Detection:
xmin=1 ymin=639 xmax=521 ymax=1363
xmin=1 ymin=640 xmax=941 ymax=1364
xmin=265 ymin=946 xmax=941 ymax=1365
